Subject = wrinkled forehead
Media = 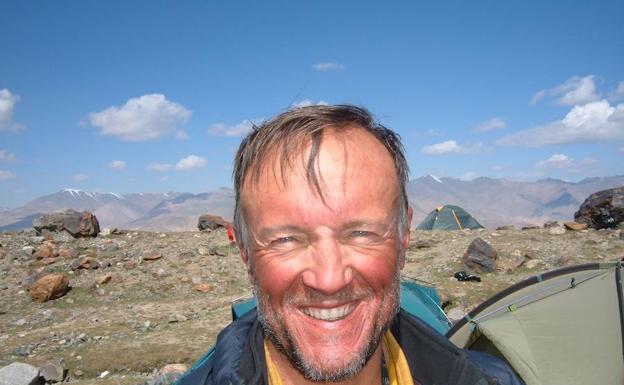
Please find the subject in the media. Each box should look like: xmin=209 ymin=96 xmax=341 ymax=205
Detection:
xmin=240 ymin=126 xmax=398 ymax=199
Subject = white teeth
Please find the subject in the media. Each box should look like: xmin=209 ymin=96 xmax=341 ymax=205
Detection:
xmin=302 ymin=303 xmax=356 ymax=321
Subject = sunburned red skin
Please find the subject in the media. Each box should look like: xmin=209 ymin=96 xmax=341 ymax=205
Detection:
xmin=240 ymin=127 xmax=411 ymax=384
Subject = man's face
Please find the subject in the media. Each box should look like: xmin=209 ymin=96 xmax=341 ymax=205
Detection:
xmin=240 ymin=128 xmax=410 ymax=381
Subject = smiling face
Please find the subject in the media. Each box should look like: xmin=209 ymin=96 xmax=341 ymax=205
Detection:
xmin=239 ymin=127 xmax=411 ymax=382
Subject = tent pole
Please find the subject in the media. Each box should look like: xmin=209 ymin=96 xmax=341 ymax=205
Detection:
xmin=615 ymin=262 xmax=624 ymax=362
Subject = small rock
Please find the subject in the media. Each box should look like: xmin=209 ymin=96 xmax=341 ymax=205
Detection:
xmin=548 ymin=226 xmax=566 ymax=235
xmin=543 ymin=221 xmax=560 ymax=228
xmin=74 ymin=369 xmax=83 ymax=377
xmin=563 ymin=221 xmax=589 ymax=231
xmin=34 ymin=244 xmax=55 ymax=259
xmin=29 ymin=273 xmax=70 ymax=302
xmin=42 ymin=309 xmax=54 ymax=320
xmin=446 ymin=308 xmax=467 ymax=322
xmin=0 ymin=362 xmax=40 ymax=385
xmin=495 ymin=225 xmax=515 ymax=231
xmin=57 ymin=247 xmax=78 ymax=259
xmin=525 ymin=259 xmax=541 ymax=269
xmin=193 ymin=283 xmax=211 ymax=293
xmin=521 ymin=225 xmax=540 ymax=230
xmin=557 ymin=255 xmax=572 ymax=266
xmin=15 ymin=318 xmax=27 ymax=326
xmin=410 ymin=239 xmax=431 ymax=249
xmin=161 ymin=363 xmax=189 ymax=374
xmin=39 ymin=358 xmax=66 ymax=383
xmin=97 ymin=274 xmax=112 ymax=285
xmin=143 ymin=253 xmax=162 ymax=261
xmin=99 ymin=370 xmax=110 ymax=378
xmin=175 ymin=314 xmax=188 ymax=322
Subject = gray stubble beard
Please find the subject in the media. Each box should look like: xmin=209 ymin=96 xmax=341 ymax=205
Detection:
xmin=253 ymin=269 xmax=401 ymax=382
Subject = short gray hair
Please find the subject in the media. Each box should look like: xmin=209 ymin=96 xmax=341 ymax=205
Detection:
xmin=233 ymin=104 xmax=409 ymax=252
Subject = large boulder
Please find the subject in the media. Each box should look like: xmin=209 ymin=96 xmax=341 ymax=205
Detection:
xmin=197 ymin=214 xmax=229 ymax=231
xmin=462 ymin=237 xmax=497 ymax=272
xmin=574 ymin=187 xmax=624 ymax=229
xmin=33 ymin=209 xmax=100 ymax=238
xmin=0 ymin=362 xmax=40 ymax=385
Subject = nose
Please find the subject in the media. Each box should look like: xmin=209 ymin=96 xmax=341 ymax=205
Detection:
xmin=301 ymin=238 xmax=353 ymax=295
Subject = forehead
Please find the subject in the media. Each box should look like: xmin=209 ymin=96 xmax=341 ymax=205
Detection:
xmin=240 ymin=127 xmax=399 ymax=215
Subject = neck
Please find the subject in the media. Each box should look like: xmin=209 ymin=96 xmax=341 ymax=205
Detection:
xmin=266 ymin=342 xmax=383 ymax=385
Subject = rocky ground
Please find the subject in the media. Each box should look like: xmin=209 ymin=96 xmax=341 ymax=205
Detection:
xmin=1 ymin=224 xmax=623 ymax=384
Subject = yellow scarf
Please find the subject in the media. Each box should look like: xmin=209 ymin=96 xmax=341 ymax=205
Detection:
xmin=265 ymin=330 xmax=413 ymax=385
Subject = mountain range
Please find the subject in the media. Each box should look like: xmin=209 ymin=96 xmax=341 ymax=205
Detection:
xmin=0 ymin=176 xmax=622 ymax=231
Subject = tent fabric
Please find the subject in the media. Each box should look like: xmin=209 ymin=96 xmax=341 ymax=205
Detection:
xmin=416 ymin=205 xmax=483 ymax=230
xmin=447 ymin=262 xmax=624 ymax=385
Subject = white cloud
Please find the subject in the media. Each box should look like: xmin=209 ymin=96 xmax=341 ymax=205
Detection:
xmin=73 ymin=173 xmax=88 ymax=181
xmin=89 ymin=94 xmax=191 ymax=141
xmin=460 ymin=172 xmax=479 ymax=181
xmin=498 ymin=100 xmax=624 ymax=146
xmin=617 ymin=81 xmax=624 ymax=100
xmin=529 ymin=89 xmax=546 ymax=105
xmin=0 ymin=170 xmax=15 ymax=180
xmin=175 ymin=155 xmax=207 ymax=171
xmin=552 ymin=75 xmax=599 ymax=106
xmin=0 ymin=89 xmax=25 ymax=132
xmin=148 ymin=155 xmax=207 ymax=172
xmin=536 ymin=154 xmax=574 ymax=169
xmin=147 ymin=162 xmax=173 ymax=172
xmin=0 ymin=150 xmax=16 ymax=162
xmin=536 ymin=154 xmax=598 ymax=173
xmin=421 ymin=140 xmax=482 ymax=155
xmin=312 ymin=62 xmax=345 ymax=72
xmin=207 ymin=119 xmax=255 ymax=137
xmin=473 ymin=117 xmax=506 ymax=132
xmin=108 ymin=160 xmax=126 ymax=170
xmin=291 ymin=99 xmax=330 ymax=108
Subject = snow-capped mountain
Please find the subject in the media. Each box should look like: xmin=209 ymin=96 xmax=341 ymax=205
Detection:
xmin=0 ymin=175 xmax=622 ymax=231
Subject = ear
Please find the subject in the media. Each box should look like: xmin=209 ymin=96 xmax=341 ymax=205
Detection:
xmin=399 ymin=206 xmax=413 ymax=270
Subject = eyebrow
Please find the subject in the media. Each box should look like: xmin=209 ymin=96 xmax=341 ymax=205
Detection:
xmin=257 ymin=225 xmax=307 ymax=240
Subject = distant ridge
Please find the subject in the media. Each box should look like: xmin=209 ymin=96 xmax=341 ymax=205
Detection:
xmin=0 ymin=176 xmax=623 ymax=231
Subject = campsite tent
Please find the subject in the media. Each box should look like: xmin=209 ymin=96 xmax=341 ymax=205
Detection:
xmin=417 ymin=205 xmax=484 ymax=230
xmin=447 ymin=261 xmax=624 ymax=385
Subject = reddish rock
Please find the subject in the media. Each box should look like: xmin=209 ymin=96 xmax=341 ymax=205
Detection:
xmin=193 ymin=283 xmax=211 ymax=292
xmin=143 ymin=253 xmax=162 ymax=261
xmin=34 ymin=244 xmax=55 ymax=259
xmin=29 ymin=273 xmax=70 ymax=302
xmin=563 ymin=221 xmax=588 ymax=231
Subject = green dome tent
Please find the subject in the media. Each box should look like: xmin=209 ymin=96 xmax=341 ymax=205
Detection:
xmin=416 ymin=205 xmax=484 ymax=230
xmin=447 ymin=261 xmax=624 ymax=385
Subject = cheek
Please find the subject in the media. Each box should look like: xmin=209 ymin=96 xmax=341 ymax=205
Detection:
xmin=252 ymin=256 xmax=303 ymax=299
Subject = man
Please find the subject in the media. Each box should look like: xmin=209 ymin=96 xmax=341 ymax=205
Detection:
xmin=177 ymin=105 xmax=522 ymax=385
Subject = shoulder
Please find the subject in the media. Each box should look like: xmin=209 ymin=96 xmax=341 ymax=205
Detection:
xmin=175 ymin=310 xmax=262 ymax=385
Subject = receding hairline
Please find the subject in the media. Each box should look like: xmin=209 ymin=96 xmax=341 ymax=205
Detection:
xmin=239 ymin=124 xmax=399 ymax=199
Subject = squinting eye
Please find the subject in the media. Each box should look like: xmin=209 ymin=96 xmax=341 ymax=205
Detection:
xmin=351 ymin=230 xmax=371 ymax=237
xmin=271 ymin=236 xmax=297 ymax=246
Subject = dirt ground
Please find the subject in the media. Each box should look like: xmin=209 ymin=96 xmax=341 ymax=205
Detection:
xmin=0 ymin=226 xmax=622 ymax=383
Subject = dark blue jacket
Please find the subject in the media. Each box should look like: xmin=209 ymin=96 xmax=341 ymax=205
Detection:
xmin=176 ymin=309 xmax=524 ymax=385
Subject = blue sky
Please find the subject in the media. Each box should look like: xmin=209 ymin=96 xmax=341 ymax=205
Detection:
xmin=1 ymin=1 xmax=623 ymax=208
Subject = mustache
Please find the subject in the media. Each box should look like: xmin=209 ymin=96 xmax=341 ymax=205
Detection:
xmin=284 ymin=284 xmax=374 ymax=305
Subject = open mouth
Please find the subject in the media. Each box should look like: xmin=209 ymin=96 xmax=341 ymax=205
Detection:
xmin=301 ymin=302 xmax=358 ymax=321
